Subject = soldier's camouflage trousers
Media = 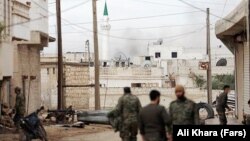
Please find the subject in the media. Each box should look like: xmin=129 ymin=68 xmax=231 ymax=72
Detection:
xmin=120 ymin=120 xmax=138 ymax=141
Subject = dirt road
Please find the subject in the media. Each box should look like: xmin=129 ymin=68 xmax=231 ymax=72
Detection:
xmin=61 ymin=130 xmax=143 ymax=141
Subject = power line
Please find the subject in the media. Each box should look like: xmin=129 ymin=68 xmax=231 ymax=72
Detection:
xmin=111 ymin=23 xmax=206 ymax=31
xmin=59 ymin=20 xmax=206 ymax=40
xmin=134 ymin=0 xmax=222 ymax=12
xmin=164 ymin=26 xmax=206 ymax=42
xmin=36 ymin=0 xmax=91 ymax=13
xmin=177 ymin=0 xmax=244 ymax=27
xmin=166 ymin=0 xmax=235 ymax=6
xmin=47 ymin=11 xmax=202 ymax=26
xmin=49 ymin=23 xmax=206 ymax=34
xmin=6 ymin=0 xmax=90 ymax=27
xmin=50 ymin=22 xmax=205 ymax=28
xmin=134 ymin=0 xmax=191 ymax=8
xmin=19 ymin=0 xmax=209 ymax=41
xmin=50 ymin=17 xmax=207 ymax=41
xmin=221 ymin=0 xmax=228 ymax=17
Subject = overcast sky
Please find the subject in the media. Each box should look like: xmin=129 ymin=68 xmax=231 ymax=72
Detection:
xmin=43 ymin=0 xmax=242 ymax=58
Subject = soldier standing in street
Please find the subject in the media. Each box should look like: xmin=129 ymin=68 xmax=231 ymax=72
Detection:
xmin=216 ymin=85 xmax=231 ymax=125
xmin=168 ymin=85 xmax=199 ymax=140
xmin=13 ymin=87 xmax=26 ymax=128
xmin=139 ymin=90 xmax=170 ymax=141
xmin=116 ymin=87 xmax=142 ymax=141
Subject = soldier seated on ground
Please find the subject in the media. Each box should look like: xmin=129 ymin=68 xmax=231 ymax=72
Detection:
xmin=0 ymin=103 xmax=15 ymax=127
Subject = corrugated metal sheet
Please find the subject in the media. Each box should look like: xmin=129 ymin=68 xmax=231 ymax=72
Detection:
xmin=244 ymin=42 xmax=250 ymax=114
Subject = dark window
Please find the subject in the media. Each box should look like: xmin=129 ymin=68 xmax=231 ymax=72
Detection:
xmin=121 ymin=62 xmax=125 ymax=67
xmin=116 ymin=62 xmax=119 ymax=67
xmin=145 ymin=56 xmax=151 ymax=61
xmin=47 ymin=68 xmax=49 ymax=74
xmin=155 ymin=52 xmax=161 ymax=58
xmin=53 ymin=68 xmax=55 ymax=74
xmin=131 ymin=83 xmax=142 ymax=87
xmin=103 ymin=62 xmax=107 ymax=67
xmin=171 ymin=52 xmax=177 ymax=58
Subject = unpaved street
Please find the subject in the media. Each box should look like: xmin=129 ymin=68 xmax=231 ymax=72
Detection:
xmin=61 ymin=130 xmax=143 ymax=141
xmin=61 ymin=130 xmax=120 ymax=141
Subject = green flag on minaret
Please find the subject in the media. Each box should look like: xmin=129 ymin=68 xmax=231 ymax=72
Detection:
xmin=103 ymin=1 xmax=108 ymax=16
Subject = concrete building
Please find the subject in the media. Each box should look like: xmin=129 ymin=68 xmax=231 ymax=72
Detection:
xmin=131 ymin=42 xmax=235 ymax=88
xmin=148 ymin=42 xmax=204 ymax=60
xmin=93 ymin=67 xmax=165 ymax=88
xmin=215 ymin=0 xmax=249 ymax=121
xmin=0 ymin=0 xmax=53 ymax=114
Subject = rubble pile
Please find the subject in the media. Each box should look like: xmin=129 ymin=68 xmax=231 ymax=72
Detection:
xmin=0 ymin=103 xmax=15 ymax=128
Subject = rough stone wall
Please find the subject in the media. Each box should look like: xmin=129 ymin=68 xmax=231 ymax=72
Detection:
xmin=12 ymin=44 xmax=41 ymax=114
xmin=64 ymin=64 xmax=89 ymax=109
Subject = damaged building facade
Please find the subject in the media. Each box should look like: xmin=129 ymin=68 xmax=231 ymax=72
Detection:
xmin=215 ymin=0 xmax=250 ymax=121
xmin=0 ymin=0 xmax=53 ymax=114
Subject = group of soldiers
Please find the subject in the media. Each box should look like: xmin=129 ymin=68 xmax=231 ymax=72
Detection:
xmin=108 ymin=85 xmax=199 ymax=141
xmin=108 ymin=84 xmax=249 ymax=141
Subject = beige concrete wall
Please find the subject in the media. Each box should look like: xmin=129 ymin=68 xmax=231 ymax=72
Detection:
xmin=89 ymin=87 xmax=232 ymax=109
xmin=12 ymin=44 xmax=41 ymax=114
xmin=243 ymin=41 xmax=250 ymax=115
xmin=0 ymin=42 xmax=13 ymax=80
xmin=235 ymin=45 xmax=244 ymax=121
xmin=41 ymin=64 xmax=58 ymax=109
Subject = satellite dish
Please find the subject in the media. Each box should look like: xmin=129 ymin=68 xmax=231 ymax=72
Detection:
xmin=216 ymin=58 xmax=227 ymax=66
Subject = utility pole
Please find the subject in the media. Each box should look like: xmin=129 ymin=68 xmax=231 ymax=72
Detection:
xmin=56 ymin=0 xmax=64 ymax=110
xmin=248 ymin=0 xmax=250 ymax=105
xmin=206 ymin=8 xmax=212 ymax=105
xmin=92 ymin=0 xmax=101 ymax=110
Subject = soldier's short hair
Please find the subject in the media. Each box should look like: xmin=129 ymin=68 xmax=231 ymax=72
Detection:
xmin=124 ymin=87 xmax=131 ymax=94
xmin=150 ymin=90 xmax=161 ymax=101
xmin=223 ymin=85 xmax=230 ymax=90
xmin=248 ymin=99 xmax=250 ymax=104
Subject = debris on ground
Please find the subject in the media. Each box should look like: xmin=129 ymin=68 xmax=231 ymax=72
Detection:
xmin=0 ymin=103 xmax=15 ymax=128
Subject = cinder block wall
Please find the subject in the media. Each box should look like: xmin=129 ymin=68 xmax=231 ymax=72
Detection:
xmin=64 ymin=64 xmax=90 ymax=109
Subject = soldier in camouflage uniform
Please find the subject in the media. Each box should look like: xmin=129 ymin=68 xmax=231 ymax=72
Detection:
xmin=116 ymin=87 xmax=142 ymax=141
xmin=168 ymin=85 xmax=199 ymax=140
xmin=216 ymin=85 xmax=231 ymax=125
xmin=13 ymin=87 xmax=26 ymax=128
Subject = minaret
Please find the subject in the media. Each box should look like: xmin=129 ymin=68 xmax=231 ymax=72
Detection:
xmin=100 ymin=1 xmax=111 ymax=62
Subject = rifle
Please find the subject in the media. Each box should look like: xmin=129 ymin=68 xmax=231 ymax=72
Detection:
xmin=46 ymin=106 xmax=75 ymax=124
